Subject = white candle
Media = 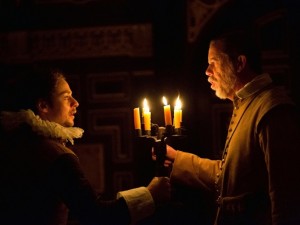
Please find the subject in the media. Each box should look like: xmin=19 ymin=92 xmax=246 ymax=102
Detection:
xmin=133 ymin=107 xmax=141 ymax=130
xmin=173 ymin=96 xmax=182 ymax=129
xmin=162 ymin=96 xmax=172 ymax=126
xmin=143 ymin=98 xmax=151 ymax=131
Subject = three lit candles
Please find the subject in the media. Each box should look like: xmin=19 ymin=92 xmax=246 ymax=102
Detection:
xmin=133 ymin=96 xmax=182 ymax=132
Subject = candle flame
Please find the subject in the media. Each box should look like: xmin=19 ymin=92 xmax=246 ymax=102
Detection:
xmin=162 ymin=96 xmax=168 ymax=105
xmin=175 ymin=96 xmax=182 ymax=110
xmin=143 ymin=98 xmax=149 ymax=112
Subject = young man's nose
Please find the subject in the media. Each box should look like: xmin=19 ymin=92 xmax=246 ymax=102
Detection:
xmin=72 ymin=97 xmax=79 ymax=107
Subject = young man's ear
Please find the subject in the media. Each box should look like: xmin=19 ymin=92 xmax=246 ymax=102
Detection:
xmin=37 ymin=100 xmax=49 ymax=113
xmin=237 ymin=55 xmax=247 ymax=73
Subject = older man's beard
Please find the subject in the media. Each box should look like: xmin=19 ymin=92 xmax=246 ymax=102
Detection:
xmin=215 ymin=64 xmax=237 ymax=100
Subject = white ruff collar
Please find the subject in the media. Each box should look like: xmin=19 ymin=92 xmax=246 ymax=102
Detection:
xmin=0 ymin=109 xmax=84 ymax=145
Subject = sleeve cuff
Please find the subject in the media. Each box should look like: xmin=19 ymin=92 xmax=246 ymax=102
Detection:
xmin=117 ymin=186 xmax=155 ymax=224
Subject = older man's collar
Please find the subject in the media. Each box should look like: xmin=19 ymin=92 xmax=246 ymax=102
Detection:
xmin=235 ymin=73 xmax=273 ymax=99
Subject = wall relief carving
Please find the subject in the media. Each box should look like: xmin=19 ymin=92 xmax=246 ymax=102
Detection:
xmin=0 ymin=24 xmax=152 ymax=63
xmin=187 ymin=0 xmax=230 ymax=43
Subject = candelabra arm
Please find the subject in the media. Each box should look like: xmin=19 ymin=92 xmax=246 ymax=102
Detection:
xmin=153 ymin=135 xmax=171 ymax=177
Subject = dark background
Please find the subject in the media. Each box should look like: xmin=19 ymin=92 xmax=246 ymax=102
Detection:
xmin=1 ymin=0 xmax=299 ymax=224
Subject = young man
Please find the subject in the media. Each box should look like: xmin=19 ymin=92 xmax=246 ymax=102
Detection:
xmin=0 ymin=68 xmax=170 ymax=225
xmin=157 ymin=30 xmax=300 ymax=225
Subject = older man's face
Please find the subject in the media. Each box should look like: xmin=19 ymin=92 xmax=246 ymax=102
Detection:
xmin=205 ymin=41 xmax=238 ymax=100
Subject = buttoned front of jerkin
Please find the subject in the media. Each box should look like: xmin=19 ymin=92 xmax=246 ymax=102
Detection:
xmin=216 ymin=93 xmax=268 ymax=199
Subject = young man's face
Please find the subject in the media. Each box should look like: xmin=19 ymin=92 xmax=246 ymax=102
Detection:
xmin=205 ymin=41 xmax=237 ymax=100
xmin=40 ymin=78 xmax=79 ymax=127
